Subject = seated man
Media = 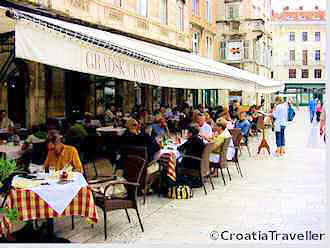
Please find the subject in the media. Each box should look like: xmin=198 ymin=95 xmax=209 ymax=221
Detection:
xmin=234 ymin=111 xmax=251 ymax=144
xmin=65 ymin=118 xmax=88 ymax=147
xmin=44 ymin=130 xmax=83 ymax=173
xmin=196 ymin=113 xmax=213 ymax=141
xmin=0 ymin=110 xmax=13 ymax=129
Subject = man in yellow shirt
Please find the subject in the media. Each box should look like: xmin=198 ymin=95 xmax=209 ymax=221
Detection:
xmin=44 ymin=130 xmax=83 ymax=173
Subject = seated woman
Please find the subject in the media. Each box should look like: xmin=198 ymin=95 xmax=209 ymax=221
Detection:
xmin=44 ymin=130 xmax=83 ymax=173
xmin=209 ymin=119 xmax=235 ymax=174
xmin=120 ymin=118 xmax=161 ymax=162
xmin=204 ymin=112 xmax=215 ymax=129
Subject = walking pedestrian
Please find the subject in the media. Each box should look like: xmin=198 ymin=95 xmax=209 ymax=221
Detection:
xmin=308 ymin=95 xmax=317 ymax=123
xmin=316 ymin=100 xmax=322 ymax=122
xmin=272 ymin=96 xmax=288 ymax=156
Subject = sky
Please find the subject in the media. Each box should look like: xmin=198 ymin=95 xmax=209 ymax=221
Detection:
xmin=272 ymin=0 xmax=326 ymax=12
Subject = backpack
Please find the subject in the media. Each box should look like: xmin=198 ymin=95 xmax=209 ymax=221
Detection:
xmin=288 ymin=105 xmax=295 ymax=121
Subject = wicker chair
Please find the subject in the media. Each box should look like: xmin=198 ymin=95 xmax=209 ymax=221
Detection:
xmin=178 ymin=143 xmax=215 ymax=195
xmin=91 ymin=155 xmax=146 ymax=240
xmin=209 ymin=138 xmax=231 ymax=185
xmin=118 ymin=145 xmax=160 ymax=205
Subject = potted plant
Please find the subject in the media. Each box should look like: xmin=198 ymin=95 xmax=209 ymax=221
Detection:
xmin=0 ymin=155 xmax=18 ymax=223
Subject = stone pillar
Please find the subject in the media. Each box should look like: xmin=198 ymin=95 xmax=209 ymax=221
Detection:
xmin=119 ymin=80 xmax=135 ymax=114
xmin=0 ymin=84 xmax=8 ymax=111
xmin=25 ymin=62 xmax=47 ymax=127
xmin=46 ymin=68 xmax=65 ymax=118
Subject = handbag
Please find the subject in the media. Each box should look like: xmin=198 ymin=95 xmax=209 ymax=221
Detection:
xmin=167 ymin=185 xmax=193 ymax=199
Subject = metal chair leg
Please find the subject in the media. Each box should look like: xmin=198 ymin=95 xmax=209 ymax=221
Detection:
xmin=237 ymin=162 xmax=243 ymax=177
xmin=71 ymin=216 xmax=74 ymax=230
xmin=219 ymin=168 xmax=226 ymax=186
xmin=135 ymin=208 xmax=144 ymax=232
xmin=93 ymin=161 xmax=98 ymax=178
xmin=125 ymin=209 xmax=131 ymax=223
xmin=208 ymin=175 xmax=215 ymax=190
xmin=226 ymin=168 xmax=232 ymax=181
xmin=103 ymin=210 xmax=107 ymax=240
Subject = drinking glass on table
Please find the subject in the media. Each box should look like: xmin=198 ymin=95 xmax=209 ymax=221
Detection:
xmin=49 ymin=165 xmax=56 ymax=176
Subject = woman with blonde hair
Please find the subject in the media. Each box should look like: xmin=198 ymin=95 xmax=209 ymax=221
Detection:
xmin=272 ymin=96 xmax=288 ymax=155
xmin=203 ymin=112 xmax=215 ymax=129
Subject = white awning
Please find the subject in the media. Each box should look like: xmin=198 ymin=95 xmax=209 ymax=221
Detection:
xmin=1 ymin=9 xmax=284 ymax=93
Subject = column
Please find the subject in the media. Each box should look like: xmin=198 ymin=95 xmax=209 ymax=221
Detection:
xmin=25 ymin=62 xmax=47 ymax=127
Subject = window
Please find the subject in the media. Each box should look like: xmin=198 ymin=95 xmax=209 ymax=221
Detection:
xmin=302 ymin=32 xmax=308 ymax=41
xmin=289 ymin=69 xmax=296 ymax=78
xmin=160 ymin=0 xmax=168 ymax=24
xmin=192 ymin=0 xmax=199 ymax=16
xmin=315 ymin=32 xmax=320 ymax=41
xmin=243 ymin=40 xmax=249 ymax=60
xmin=301 ymin=69 xmax=309 ymax=79
xmin=220 ymin=41 xmax=226 ymax=60
xmin=229 ymin=7 xmax=234 ymax=18
xmin=108 ymin=0 xmax=122 ymax=7
xmin=192 ymin=32 xmax=200 ymax=55
xmin=227 ymin=5 xmax=239 ymax=19
xmin=289 ymin=32 xmax=295 ymax=41
xmin=314 ymin=69 xmax=322 ymax=78
xmin=177 ymin=0 xmax=184 ymax=32
xmin=138 ymin=0 xmax=148 ymax=17
xmin=289 ymin=50 xmax=295 ymax=61
xmin=206 ymin=36 xmax=213 ymax=58
xmin=206 ymin=0 xmax=212 ymax=23
xmin=315 ymin=50 xmax=320 ymax=61
xmin=302 ymin=50 xmax=308 ymax=65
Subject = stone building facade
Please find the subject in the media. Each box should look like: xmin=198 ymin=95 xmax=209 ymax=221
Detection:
xmin=271 ymin=5 xmax=326 ymax=106
xmin=0 ymin=0 xmax=193 ymax=126
xmin=216 ymin=0 xmax=273 ymax=109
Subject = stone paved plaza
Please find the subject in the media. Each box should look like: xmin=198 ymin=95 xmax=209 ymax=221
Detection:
xmin=53 ymin=108 xmax=326 ymax=245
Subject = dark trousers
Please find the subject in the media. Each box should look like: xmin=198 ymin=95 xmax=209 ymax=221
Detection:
xmin=275 ymin=126 xmax=286 ymax=148
xmin=316 ymin=112 xmax=321 ymax=122
xmin=310 ymin=111 xmax=315 ymax=123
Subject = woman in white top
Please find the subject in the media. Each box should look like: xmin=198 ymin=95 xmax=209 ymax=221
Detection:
xmin=272 ymin=96 xmax=288 ymax=155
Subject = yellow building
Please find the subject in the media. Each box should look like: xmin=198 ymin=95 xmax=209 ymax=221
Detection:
xmin=216 ymin=0 xmax=273 ymax=109
xmin=0 ymin=0 xmax=193 ymax=124
xmin=271 ymin=6 xmax=326 ymax=106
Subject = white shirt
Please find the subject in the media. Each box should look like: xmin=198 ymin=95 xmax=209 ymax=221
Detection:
xmin=272 ymin=103 xmax=288 ymax=132
xmin=199 ymin=122 xmax=213 ymax=139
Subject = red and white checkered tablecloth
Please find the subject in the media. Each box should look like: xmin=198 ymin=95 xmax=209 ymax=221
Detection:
xmin=0 ymin=186 xmax=98 ymax=237
xmin=160 ymin=152 xmax=176 ymax=182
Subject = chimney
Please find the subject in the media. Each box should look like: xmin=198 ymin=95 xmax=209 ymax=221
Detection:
xmin=299 ymin=6 xmax=303 ymax=11
xmin=315 ymin=5 xmax=319 ymax=10
xmin=283 ymin=6 xmax=289 ymax=11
